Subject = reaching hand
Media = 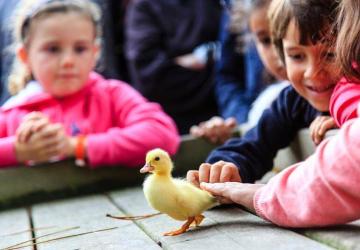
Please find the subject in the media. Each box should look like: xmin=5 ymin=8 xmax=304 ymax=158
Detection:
xmin=190 ymin=116 xmax=237 ymax=144
xmin=200 ymin=182 xmax=264 ymax=211
xmin=187 ymin=161 xmax=242 ymax=188
xmin=309 ymin=115 xmax=338 ymax=145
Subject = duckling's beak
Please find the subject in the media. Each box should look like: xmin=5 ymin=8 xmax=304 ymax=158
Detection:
xmin=140 ymin=163 xmax=154 ymax=173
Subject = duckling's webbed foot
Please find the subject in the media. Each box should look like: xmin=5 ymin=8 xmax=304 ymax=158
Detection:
xmin=163 ymin=217 xmax=195 ymax=236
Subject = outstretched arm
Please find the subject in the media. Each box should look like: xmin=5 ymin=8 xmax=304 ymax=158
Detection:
xmin=201 ymin=117 xmax=360 ymax=227
xmin=254 ymin=118 xmax=360 ymax=227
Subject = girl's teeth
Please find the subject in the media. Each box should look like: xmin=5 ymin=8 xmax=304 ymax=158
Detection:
xmin=309 ymin=84 xmax=334 ymax=92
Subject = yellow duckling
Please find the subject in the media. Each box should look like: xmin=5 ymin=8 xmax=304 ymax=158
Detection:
xmin=140 ymin=148 xmax=219 ymax=236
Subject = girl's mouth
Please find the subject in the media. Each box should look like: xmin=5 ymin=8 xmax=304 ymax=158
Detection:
xmin=306 ymin=83 xmax=336 ymax=93
xmin=59 ymin=73 xmax=77 ymax=79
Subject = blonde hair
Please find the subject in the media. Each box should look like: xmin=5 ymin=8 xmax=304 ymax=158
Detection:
xmin=8 ymin=0 xmax=101 ymax=95
xmin=336 ymin=0 xmax=360 ymax=81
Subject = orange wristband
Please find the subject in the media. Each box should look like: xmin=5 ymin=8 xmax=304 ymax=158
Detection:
xmin=75 ymin=135 xmax=86 ymax=167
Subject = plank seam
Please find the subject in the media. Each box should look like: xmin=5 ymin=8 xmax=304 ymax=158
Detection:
xmin=26 ymin=207 xmax=37 ymax=250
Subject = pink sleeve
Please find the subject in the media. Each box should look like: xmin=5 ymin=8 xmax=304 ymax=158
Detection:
xmin=86 ymin=84 xmax=180 ymax=167
xmin=254 ymin=118 xmax=360 ymax=227
xmin=330 ymin=78 xmax=360 ymax=127
xmin=0 ymin=136 xmax=18 ymax=167
xmin=0 ymin=113 xmax=18 ymax=167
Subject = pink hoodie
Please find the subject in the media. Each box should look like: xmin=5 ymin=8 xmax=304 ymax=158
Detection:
xmin=0 ymin=72 xmax=180 ymax=168
xmin=254 ymin=116 xmax=360 ymax=227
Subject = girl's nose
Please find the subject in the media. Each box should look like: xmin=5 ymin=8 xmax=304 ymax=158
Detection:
xmin=304 ymin=60 xmax=322 ymax=79
xmin=61 ymin=51 xmax=75 ymax=67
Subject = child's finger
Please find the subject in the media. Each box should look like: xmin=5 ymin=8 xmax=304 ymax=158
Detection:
xmin=35 ymin=133 xmax=67 ymax=158
xmin=225 ymin=117 xmax=237 ymax=128
xmin=319 ymin=118 xmax=336 ymax=135
xmin=190 ymin=125 xmax=204 ymax=137
xmin=219 ymin=166 xmax=232 ymax=183
xmin=199 ymin=163 xmax=211 ymax=183
xmin=17 ymin=117 xmax=52 ymax=143
xmin=24 ymin=119 xmax=55 ymax=142
xmin=209 ymin=162 xmax=223 ymax=183
xmin=37 ymin=123 xmax=64 ymax=138
xmin=186 ymin=170 xmax=200 ymax=187
xmin=31 ymin=117 xmax=51 ymax=133
xmin=220 ymin=163 xmax=241 ymax=183
xmin=315 ymin=127 xmax=322 ymax=145
xmin=209 ymin=116 xmax=224 ymax=123
xmin=311 ymin=121 xmax=322 ymax=144
xmin=200 ymin=182 xmax=228 ymax=197
xmin=17 ymin=123 xmax=35 ymax=143
xmin=22 ymin=112 xmax=47 ymax=122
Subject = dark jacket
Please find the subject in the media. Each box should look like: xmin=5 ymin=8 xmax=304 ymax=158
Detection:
xmin=92 ymin=0 xmax=130 ymax=81
xmin=207 ymin=86 xmax=325 ymax=183
xmin=215 ymin=10 xmax=264 ymax=123
xmin=125 ymin=0 xmax=221 ymax=134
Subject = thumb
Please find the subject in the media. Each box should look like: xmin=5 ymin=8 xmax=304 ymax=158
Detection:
xmin=225 ymin=117 xmax=237 ymax=128
xmin=200 ymin=182 xmax=227 ymax=196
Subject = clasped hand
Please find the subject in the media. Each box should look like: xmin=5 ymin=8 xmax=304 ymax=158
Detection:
xmin=15 ymin=112 xmax=75 ymax=164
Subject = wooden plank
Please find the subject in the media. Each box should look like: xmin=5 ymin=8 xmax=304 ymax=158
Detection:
xmin=30 ymin=194 xmax=161 ymax=249
xmin=302 ymin=220 xmax=360 ymax=250
xmin=0 ymin=208 xmax=32 ymax=250
xmin=108 ymin=187 xmax=332 ymax=250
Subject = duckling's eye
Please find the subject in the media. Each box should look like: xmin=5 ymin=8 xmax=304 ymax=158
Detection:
xmin=155 ymin=157 xmax=160 ymax=161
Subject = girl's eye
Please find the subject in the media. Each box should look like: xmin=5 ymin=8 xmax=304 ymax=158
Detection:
xmin=74 ymin=46 xmax=88 ymax=54
xmin=46 ymin=46 xmax=60 ymax=53
xmin=287 ymin=53 xmax=305 ymax=62
xmin=259 ymin=37 xmax=271 ymax=46
xmin=324 ymin=52 xmax=336 ymax=62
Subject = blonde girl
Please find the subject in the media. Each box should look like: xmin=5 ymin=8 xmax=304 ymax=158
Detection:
xmin=0 ymin=0 xmax=179 ymax=168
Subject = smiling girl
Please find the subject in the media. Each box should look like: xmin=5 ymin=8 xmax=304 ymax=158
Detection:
xmin=188 ymin=0 xmax=340 ymax=191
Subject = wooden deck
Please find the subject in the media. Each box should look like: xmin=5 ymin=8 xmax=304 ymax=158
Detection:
xmin=1 ymin=187 xmax=359 ymax=249
xmin=0 ymin=129 xmax=359 ymax=249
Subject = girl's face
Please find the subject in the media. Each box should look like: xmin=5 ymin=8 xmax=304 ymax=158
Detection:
xmin=19 ymin=12 xmax=99 ymax=97
xmin=249 ymin=6 xmax=287 ymax=81
xmin=283 ymin=19 xmax=339 ymax=112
